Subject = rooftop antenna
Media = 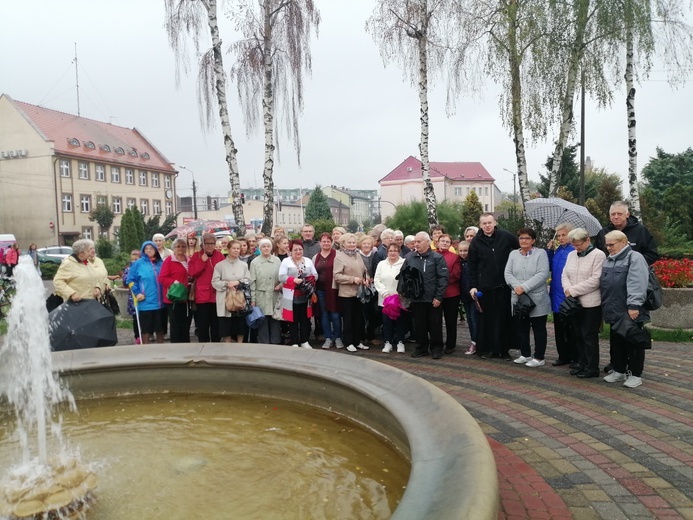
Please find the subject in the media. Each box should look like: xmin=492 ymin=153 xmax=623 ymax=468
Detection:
xmin=73 ymin=42 xmax=81 ymax=116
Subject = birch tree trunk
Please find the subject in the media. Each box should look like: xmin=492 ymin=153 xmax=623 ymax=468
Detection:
xmin=418 ymin=2 xmax=438 ymax=227
xmin=625 ymin=12 xmax=641 ymax=217
xmin=205 ymin=0 xmax=245 ymax=228
xmin=261 ymin=1 xmax=275 ymax=236
xmin=548 ymin=1 xmax=590 ymax=197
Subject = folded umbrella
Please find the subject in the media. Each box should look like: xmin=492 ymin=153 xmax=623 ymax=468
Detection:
xmin=611 ymin=315 xmax=652 ymax=350
xmin=49 ymin=299 xmax=118 ymax=351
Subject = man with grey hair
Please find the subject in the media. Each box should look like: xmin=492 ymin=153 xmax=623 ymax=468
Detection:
xmin=594 ymin=201 xmax=658 ymax=266
xmin=400 ymin=231 xmax=449 ymax=359
xmin=153 ymin=233 xmax=173 ymax=259
xmin=404 ymin=235 xmax=415 ymax=252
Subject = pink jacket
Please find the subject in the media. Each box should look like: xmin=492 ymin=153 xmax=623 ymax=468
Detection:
xmin=561 ymin=248 xmax=606 ymax=309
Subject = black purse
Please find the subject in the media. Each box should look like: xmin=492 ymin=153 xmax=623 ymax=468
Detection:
xmin=100 ymin=288 xmax=120 ymax=315
xmin=559 ymin=296 xmax=582 ymax=317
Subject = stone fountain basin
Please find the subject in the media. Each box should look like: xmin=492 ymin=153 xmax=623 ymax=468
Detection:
xmin=53 ymin=343 xmax=499 ymax=520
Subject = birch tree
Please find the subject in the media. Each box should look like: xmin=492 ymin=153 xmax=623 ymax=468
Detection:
xmin=228 ymin=0 xmax=320 ymax=236
xmin=367 ymin=0 xmax=464 ymax=227
xmin=164 ymin=0 xmax=246 ymax=228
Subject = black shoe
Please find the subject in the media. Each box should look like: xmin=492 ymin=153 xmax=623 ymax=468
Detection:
xmin=552 ymin=359 xmax=570 ymax=367
xmin=603 ymin=363 xmax=613 ymax=373
xmin=569 ymin=362 xmax=582 ymax=370
xmin=432 ymin=353 xmax=442 ymax=360
xmin=481 ymin=352 xmax=496 ymax=359
xmin=411 ymin=351 xmax=429 ymax=358
xmin=569 ymin=367 xmax=584 ymax=376
xmin=500 ymin=352 xmax=512 ymax=361
xmin=444 ymin=348 xmax=456 ymax=354
xmin=577 ymin=370 xmax=599 ymax=378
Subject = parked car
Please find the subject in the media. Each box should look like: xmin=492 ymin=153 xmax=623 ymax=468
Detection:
xmin=38 ymin=246 xmax=73 ymax=262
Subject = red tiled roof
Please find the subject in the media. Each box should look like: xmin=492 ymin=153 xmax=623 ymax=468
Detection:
xmin=379 ymin=155 xmax=494 ymax=183
xmin=10 ymin=96 xmax=175 ymax=172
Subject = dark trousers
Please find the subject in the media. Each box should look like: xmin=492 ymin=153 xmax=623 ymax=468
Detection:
xmin=515 ymin=315 xmax=548 ymax=359
xmin=167 ymin=302 xmax=191 ymax=343
xmin=442 ymin=296 xmax=461 ymax=350
xmin=477 ymin=287 xmax=513 ymax=354
xmin=610 ymin=323 xmax=646 ymax=377
xmin=411 ymin=301 xmax=444 ymax=356
xmin=195 ymin=302 xmax=220 ymax=342
xmin=289 ymin=302 xmax=311 ymax=344
xmin=363 ymin=298 xmax=381 ymax=340
xmin=382 ymin=313 xmax=406 ymax=344
xmin=340 ymin=296 xmax=364 ymax=347
xmin=572 ymin=306 xmax=601 ymax=373
xmin=462 ymin=301 xmax=479 ymax=343
xmin=553 ymin=312 xmax=578 ymax=362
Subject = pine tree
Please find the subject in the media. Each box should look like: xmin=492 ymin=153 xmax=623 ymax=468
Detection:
xmin=461 ymin=191 xmax=484 ymax=230
xmin=132 ymin=207 xmax=146 ymax=247
xmin=119 ymin=209 xmax=137 ymax=254
xmin=304 ymin=186 xmax=333 ymax=224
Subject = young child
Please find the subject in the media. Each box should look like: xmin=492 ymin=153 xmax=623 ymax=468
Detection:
xmin=122 ymin=249 xmax=142 ymax=344
xmin=458 ymin=241 xmax=479 ymax=355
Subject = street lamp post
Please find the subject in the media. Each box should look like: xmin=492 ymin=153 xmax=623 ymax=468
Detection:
xmin=502 ymin=168 xmax=517 ymax=204
xmin=179 ymin=165 xmax=198 ymax=219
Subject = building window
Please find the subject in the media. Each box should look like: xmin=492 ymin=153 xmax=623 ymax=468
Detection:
xmin=95 ymin=164 xmax=105 ymax=182
xmin=114 ymin=147 xmax=125 ymax=155
xmin=96 ymin=195 xmax=107 ymax=207
xmin=166 ymin=201 xmax=172 ymax=216
xmin=127 ymin=198 xmax=136 ymax=210
xmin=139 ymin=170 xmax=148 ymax=186
xmin=62 ymin=194 xmax=73 ymax=212
xmin=112 ymin=197 xmax=122 ymax=214
xmin=454 ymin=187 xmax=462 ymax=196
xmin=152 ymin=172 xmax=160 ymax=188
xmin=111 ymin=167 xmax=120 ymax=183
xmin=78 ymin=162 xmax=89 ymax=180
xmin=84 ymin=141 xmax=95 ymax=149
xmin=82 ymin=227 xmax=93 ymax=240
xmin=466 ymin=187 xmax=470 ymax=195
xmin=485 ymin=187 xmax=489 ymax=196
xmin=485 ymin=204 xmax=489 ymax=211
xmin=80 ymin=195 xmax=91 ymax=213
xmin=125 ymin=169 xmax=134 ymax=184
xmin=164 ymin=175 xmax=171 ymax=189
xmin=140 ymin=199 xmax=148 ymax=215
xmin=60 ymin=160 xmax=70 ymax=177
xmin=153 ymin=200 xmax=161 ymax=215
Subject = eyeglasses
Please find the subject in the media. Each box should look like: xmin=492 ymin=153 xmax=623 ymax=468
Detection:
xmin=605 ymin=243 xmax=617 ymax=248
xmin=203 ymin=242 xmax=216 ymax=245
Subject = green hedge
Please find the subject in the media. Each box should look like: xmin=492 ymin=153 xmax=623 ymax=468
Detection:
xmin=41 ymin=263 xmax=59 ymax=280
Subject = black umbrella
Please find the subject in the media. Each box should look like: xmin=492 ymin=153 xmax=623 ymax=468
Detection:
xmin=49 ymin=299 xmax=118 ymax=351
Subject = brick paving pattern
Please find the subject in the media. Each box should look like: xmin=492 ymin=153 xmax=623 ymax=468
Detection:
xmin=115 ymin=320 xmax=693 ymax=519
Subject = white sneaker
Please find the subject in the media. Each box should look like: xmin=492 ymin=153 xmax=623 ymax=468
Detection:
xmin=525 ymin=358 xmax=545 ymax=367
xmin=604 ymin=371 xmax=627 ymax=383
xmin=396 ymin=342 xmax=405 ymax=353
xmin=322 ymin=339 xmax=332 ymax=349
xmin=346 ymin=344 xmax=357 ymax=352
xmin=291 ymin=344 xmax=299 ymax=348
xmin=334 ymin=338 xmax=344 ymax=348
xmin=356 ymin=343 xmax=369 ymax=350
xmin=382 ymin=342 xmax=393 ymax=353
xmin=514 ymin=355 xmax=532 ymax=364
xmin=300 ymin=342 xmax=313 ymax=349
xmin=623 ymin=375 xmax=643 ymax=388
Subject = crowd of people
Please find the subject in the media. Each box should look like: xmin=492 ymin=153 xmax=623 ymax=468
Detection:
xmin=41 ymin=199 xmax=658 ymax=389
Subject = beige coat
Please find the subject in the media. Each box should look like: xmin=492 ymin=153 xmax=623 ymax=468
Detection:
xmin=53 ymin=256 xmax=109 ymax=301
xmin=333 ymin=250 xmax=367 ymax=298
xmin=249 ymin=255 xmax=281 ymax=316
xmin=211 ymin=257 xmax=251 ymax=317
xmin=562 ymin=247 xmax=606 ymax=309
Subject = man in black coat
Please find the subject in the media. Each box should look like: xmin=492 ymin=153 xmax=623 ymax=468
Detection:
xmin=402 ymin=232 xmax=449 ymax=359
xmin=594 ymin=201 xmax=659 ymax=265
xmin=468 ymin=214 xmax=520 ymax=359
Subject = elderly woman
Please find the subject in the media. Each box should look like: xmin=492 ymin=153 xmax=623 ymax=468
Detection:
xmin=212 ymin=240 xmax=251 ymax=343
xmin=158 ymin=237 xmax=191 ymax=343
xmin=313 ymin=233 xmax=342 ymax=349
xmin=334 ymin=233 xmax=370 ymax=353
xmin=153 ymin=233 xmax=173 ymax=259
xmin=279 ymin=240 xmax=318 ymax=348
xmin=126 ymin=241 xmax=166 ymax=344
xmin=249 ymin=238 xmax=282 ymax=344
xmin=600 ymin=230 xmax=650 ymax=388
xmin=189 ymin=233 xmax=225 ymax=343
xmin=54 ymin=239 xmax=109 ymax=303
xmin=373 ymin=243 xmax=406 ymax=353
xmin=438 ymin=234 xmax=462 ymax=354
xmin=504 ymin=228 xmax=551 ymax=367
xmin=548 ymin=223 xmax=577 ymax=367
xmin=561 ymin=228 xmax=605 ymax=378
xmin=358 ymin=234 xmax=380 ymax=346
xmin=464 ymin=226 xmax=479 ymax=242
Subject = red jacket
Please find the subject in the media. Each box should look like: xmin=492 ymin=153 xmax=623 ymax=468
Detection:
xmin=4 ymin=247 xmax=19 ymax=266
xmin=188 ymin=250 xmax=225 ymax=304
xmin=158 ymin=256 xmax=190 ymax=304
xmin=439 ymin=249 xmax=461 ymax=298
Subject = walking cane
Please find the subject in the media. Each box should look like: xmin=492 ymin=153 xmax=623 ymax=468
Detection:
xmin=128 ymin=282 xmax=143 ymax=345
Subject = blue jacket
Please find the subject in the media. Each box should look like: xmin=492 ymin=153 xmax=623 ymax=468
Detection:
xmin=547 ymin=244 xmax=575 ymax=313
xmin=126 ymin=241 xmax=164 ymax=311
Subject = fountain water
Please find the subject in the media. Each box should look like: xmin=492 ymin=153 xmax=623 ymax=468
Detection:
xmin=0 ymin=257 xmax=96 ymax=520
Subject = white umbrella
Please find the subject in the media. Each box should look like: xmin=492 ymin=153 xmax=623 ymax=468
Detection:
xmin=524 ymin=198 xmax=602 ymax=236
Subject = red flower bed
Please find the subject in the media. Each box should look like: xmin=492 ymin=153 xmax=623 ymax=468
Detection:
xmin=653 ymin=258 xmax=693 ymax=288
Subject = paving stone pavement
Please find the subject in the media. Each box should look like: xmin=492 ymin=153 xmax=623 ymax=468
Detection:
xmin=113 ymin=321 xmax=693 ymax=519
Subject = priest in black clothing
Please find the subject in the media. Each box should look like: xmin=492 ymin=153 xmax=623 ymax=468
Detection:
xmin=468 ymin=213 xmax=520 ymax=359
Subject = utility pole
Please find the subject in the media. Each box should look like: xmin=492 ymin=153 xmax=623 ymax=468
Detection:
xmin=180 ymin=165 xmax=198 ymax=219
xmin=73 ymin=43 xmax=81 ymax=116
xmin=502 ymin=168 xmax=517 ymax=204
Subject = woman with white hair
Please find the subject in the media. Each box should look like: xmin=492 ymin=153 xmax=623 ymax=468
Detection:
xmin=464 ymin=226 xmax=479 ymax=242
xmin=152 ymin=233 xmax=173 ymax=259
xmin=249 ymin=238 xmax=282 ymax=344
xmin=53 ymin=239 xmax=109 ymax=302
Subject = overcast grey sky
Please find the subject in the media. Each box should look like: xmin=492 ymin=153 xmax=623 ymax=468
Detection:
xmin=2 ymin=0 xmax=692 ymax=202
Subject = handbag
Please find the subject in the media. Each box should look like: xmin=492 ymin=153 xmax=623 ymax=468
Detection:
xmin=225 ymin=288 xmax=247 ymax=312
xmin=245 ymin=305 xmax=266 ymax=329
xmin=559 ymin=296 xmax=582 ymax=317
xmin=357 ymin=283 xmax=376 ymax=304
xmin=46 ymin=293 xmax=64 ymax=313
xmin=513 ymin=293 xmax=536 ymax=319
xmin=99 ymin=288 xmax=120 ymax=315
xmin=272 ymin=293 xmax=283 ymax=320
xmin=167 ymin=281 xmax=189 ymax=302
